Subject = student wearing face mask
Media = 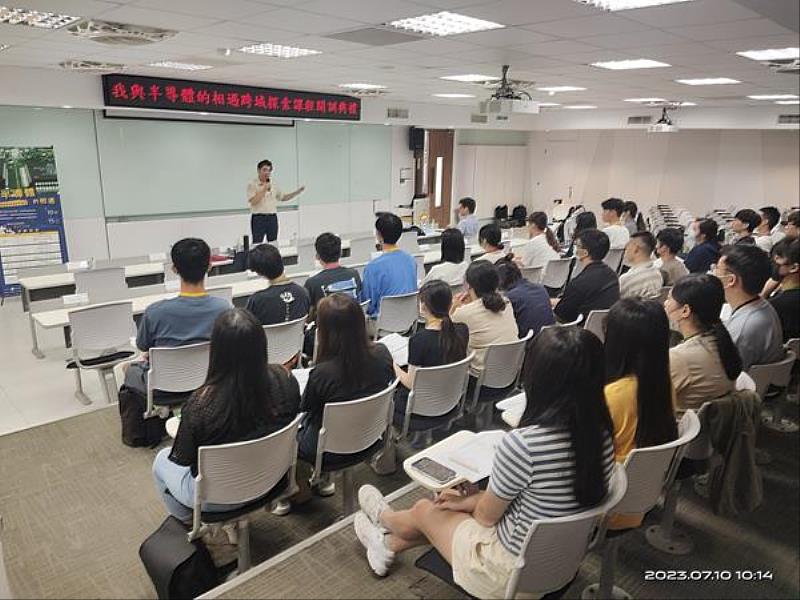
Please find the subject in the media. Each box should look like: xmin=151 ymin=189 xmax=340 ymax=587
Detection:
xmin=767 ymin=238 xmax=800 ymax=341
xmin=664 ymin=274 xmax=743 ymax=413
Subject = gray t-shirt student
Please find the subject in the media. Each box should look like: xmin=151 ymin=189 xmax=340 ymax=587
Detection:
xmin=724 ymin=298 xmax=784 ymax=370
xmin=124 ymin=295 xmax=230 ymax=393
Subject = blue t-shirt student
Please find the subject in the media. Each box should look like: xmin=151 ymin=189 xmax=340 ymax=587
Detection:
xmin=360 ymin=249 xmax=417 ymax=316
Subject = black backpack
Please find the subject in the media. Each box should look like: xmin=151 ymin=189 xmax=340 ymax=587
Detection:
xmin=118 ymin=385 xmax=166 ymax=448
xmin=511 ymin=205 xmax=527 ymax=226
xmin=140 ymin=516 xmax=220 ymax=599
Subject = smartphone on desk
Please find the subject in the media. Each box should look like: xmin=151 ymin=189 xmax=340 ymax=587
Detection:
xmin=411 ymin=457 xmax=457 ymax=485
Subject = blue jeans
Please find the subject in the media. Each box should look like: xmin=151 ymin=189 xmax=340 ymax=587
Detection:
xmin=152 ymin=448 xmax=245 ymax=522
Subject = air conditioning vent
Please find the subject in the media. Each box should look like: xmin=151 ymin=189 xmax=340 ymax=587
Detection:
xmin=67 ymin=20 xmax=177 ymax=45
xmin=470 ymin=113 xmax=488 ymax=124
xmin=778 ymin=114 xmax=800 ymax=124
xmin=627 ymin=115 xmax=653 ymax=125
xmin=59 ymin=59 xmax=125 ymax=72
xmin=768 ymin=58 xmax=800 ymax=74
xmin=349 ymin=88 xmax=387 ymax=98
xmin=386 ymin=107 xmax=409 ymax=119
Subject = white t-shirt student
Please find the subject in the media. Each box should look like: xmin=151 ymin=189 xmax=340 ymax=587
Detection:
xmin=423 ymin=260 xmax=469 ymax=285
xmin=520 ymin=234 xmax=559 ymax=269
xmin=603 ymin=224 xmax=630 ymax=250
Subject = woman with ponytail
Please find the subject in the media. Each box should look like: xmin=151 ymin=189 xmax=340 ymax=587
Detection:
xmin=665 ymin=273 xmax=743 ymax=412
xmin=392 ymin=280 xmax=469 ymax=421
xmin=604 ymin=297 xmax=678 ymax=529
xmin=521 ymin=211 xmax=560 ymax=268
xmin=452 ymin=261 xmax=518 ymax=377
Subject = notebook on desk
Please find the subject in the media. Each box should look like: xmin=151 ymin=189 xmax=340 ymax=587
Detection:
xmin=426 ymin=430 xmax=506 ymax=484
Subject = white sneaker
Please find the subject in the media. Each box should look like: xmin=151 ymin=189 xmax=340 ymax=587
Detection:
xmin=270 ymin=500 xmax=291 ymax=516
xmin=358 ymin=484 xmax=389 ymax=527
xmin=315 ymin=475 xmax=336 ymax=497
xmin=354 ymin=513 xmax=394 ymax=577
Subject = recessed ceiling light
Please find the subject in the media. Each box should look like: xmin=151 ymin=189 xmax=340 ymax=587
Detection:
xmin=338 ymin=83 xmax=387 ymax=90
xmin=148 ymin=61 xmax=213 ymax=71
xmin=677 ymin=101 xmax=697 ymax=106
xmin=237 ymin=43 xmax=321 ymax=58
xmin=737 ymin=47 xmax=799 ymax=62
xmin=592 ymin=58 xmax=670 ymax=70
xmin=536 ymin=86 xmax=586 ymax=93
xmin=537 ymin=102 xmax=561 ymax=107
xmin=776 ymin=100 xmax=800 ymax=105
xmin=61 ymin=105 xmax=72 ymax=109
xmin=676 ymin=77 xmax=740 ymax=85
xmin=575 ymin=0 xmax=694 ymax=10
xmin=564 ymin=105 xmax=597 ymax=109
xmin=747 ymin=94 xmax=799 ymax=100
xmin=0 ymin=5 xmax=81 ymax=29
xmin=386 ymin=11 xmax=504 ymax=37
xmin=440 ymin=74 xmax=500 ymax=83
xmin=433 ymin=93 xmax=476 ymax=98
xmin=624 ymin=97 xmax=666 ymax=103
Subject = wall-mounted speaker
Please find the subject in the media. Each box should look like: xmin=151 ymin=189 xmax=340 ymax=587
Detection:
xmin=409 ymin=126 xmax=425 ymax=151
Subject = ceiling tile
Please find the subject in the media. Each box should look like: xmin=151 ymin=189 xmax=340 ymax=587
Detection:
xmin=188 ymin=21 xmax=299 ymax=42
xmin=241 ymin=8 xmax=364 ymax=34
xmin=524 ymin=14 xmax=649 ymax=38
xmin=704 ymin=34 xmax=800 ymax=52
xmin=455 ymin=27 xmax=555 ymax=47
xmin=130 ymin=0 xmax=269 ymax=20
xmin=466 ymin=0 xmax=597 ymax=26
xmin=512 ymin=39 xmax=603 ymax=57
xmin=11 ymin=0 xmax=122 ymax=18
xmin=582 ymin=29 xmax=688 ymax=50
xmin=299 ymin=0 xmax=426 ymax=24
xmin=621 ymin=0 xmax=761 ymax=27
xmin=91 ymin=6 xmax=220 ymax=31
xmin=668 ymin=18 xmax=796 ymax=42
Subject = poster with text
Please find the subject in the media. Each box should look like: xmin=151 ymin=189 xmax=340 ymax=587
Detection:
xmin=0 ymin=146 xmax=68 ymax=297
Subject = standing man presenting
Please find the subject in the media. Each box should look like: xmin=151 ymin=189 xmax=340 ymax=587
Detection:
xmin=247 ymin=159 xmax=306 ymax=243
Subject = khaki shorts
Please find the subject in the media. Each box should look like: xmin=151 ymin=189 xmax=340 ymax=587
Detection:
xmin=451 ymin=518 xmax=517 ymax=599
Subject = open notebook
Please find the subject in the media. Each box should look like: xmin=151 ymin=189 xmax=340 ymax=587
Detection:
xmin=377 ymin=333 xmax=409 ymax=366
xmin=424 ymin=430 xmax=506 ymax=484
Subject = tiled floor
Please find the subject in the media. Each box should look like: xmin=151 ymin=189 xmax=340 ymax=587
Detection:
xmin=0 ymin=297 xmax=108 ymax=436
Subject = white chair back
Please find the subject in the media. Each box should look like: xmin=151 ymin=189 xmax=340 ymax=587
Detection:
xmin=506 ymin=466 xmax=628 ymax=599
xmin=570 ymin=257 xmax=586 ymax=280
xmin=349 ymin=236 xmax=376 ymax=263
xmin=318 ymin=381 xmax=398 ymax=457
xmin=68 ymin=301 xmax=136 ymax=359
xmin=480 ymin=331 xmax=533 ymax=390
xmin=263 ymin=316 xmax=307 ymax=364
xmin=541 ymin=258 xmax=574 ymax=289
xmin=399 ymin=230 xmax=420 ymax=254
xmin=74 ymin=267 xmax=127 ymax=303
xmin=148 ymin=341 xmax=210 ymax=394
xmin=521 ymin=266 xmax=543 ymax=284
xmin=785 ymin=338 xmax=799 ymax=359
xmin=414 ymin=254 xmax=426 ymax=283
xmin=195 ymin=414 xmax=301 ymax=508
xmin=511 ymin=227 xmax=529 ymax=239
xmin=376 ymin=291 xmax=420 ymax=334
xmin=603 ymin=248 xmax=624 ymax=273
xmin=616 ymin=410 xmax=700 ymax=516
xmin=206 ymin=286 xmax=233 ymax=305
xmin=584 ymin=310 xmax=609 ymax=342
xmin=748 ymin=351 xmax=795 ymax=399
xmin=296 ymin=238 xmax=317 ymax=271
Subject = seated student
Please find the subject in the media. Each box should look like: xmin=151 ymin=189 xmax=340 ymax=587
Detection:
xmin=304 ymin=232 xmax=362 ymax=319
xmin=622 ymin=200 xmax=642 ymax=235
xmin=361 ymin=212 xmax=418 ymax=317
xmin=760 ymin=210 xmax=800 ymax=299
xmin=475 ymin=223 xmax=508 ymax=264
xmin=665 ymin=274 xmax=743 ymax=413
xmin=654 ymin=228 xmax=689 ymax=285
xmin=730 ymin=209 xmax=760 ymax=246
xmin=768 ymin=238 xmax=800 ymax=341
xmin=520 ymin=211 xmax=560 ymax=269
xmin=603 ymin=298 xmax=678 ymax=528
xmin=152 ymin=308 xmax=301 ymax=522
xmin=601 ymin=197 xmax=630 ymax=250
xmin=553 ymin=229 xmax=620 ymax=324
xmin=684 ymin=218 xmax=722 ymax=274
xmin=246 ymin=243 xmax=311 ymax=325
xmin=716 ymin=245 xmax=784 ymax=370
xmin=563 ymin=210 xmax=597 ymax=258
xmin=619 ymin=231 xmax=663 ymax=299
xmin=352 ymin=326 xmax=615 ymax=595
xmin=124 ymin=238 xmax=230 ymax=395
xmin=392 ymin=280 xmax=469 ymax=423
xmin=755 ymin=206 xmax=783 ymax=252
xmin=451 ymin=261 xmax=518 ymax=378
xmin=423 ymin=228 xmax=469 ymax=285
xmin=297 ymin=294 xmax=394 ymax=460
xmin=455 ymin=197 xmax=480 ymax=240
xmin=496 ymin=256 xmax=555 ymax=337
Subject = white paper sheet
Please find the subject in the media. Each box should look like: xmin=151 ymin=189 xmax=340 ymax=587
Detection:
xmin=292 ymin=368 xmax=311 ymax=395
xmin=378 ymin=333 xmax=409 ymax=366
xmin=430 ymin=430 xmax=506 ymax=483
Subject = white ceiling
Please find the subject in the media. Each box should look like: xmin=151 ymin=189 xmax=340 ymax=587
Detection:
xmin=0 ymin=0 xmax=797 ymax=111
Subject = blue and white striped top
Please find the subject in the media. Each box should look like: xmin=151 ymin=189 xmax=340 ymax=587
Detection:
xmin=488 ymin=425 xmax=615 ymax=556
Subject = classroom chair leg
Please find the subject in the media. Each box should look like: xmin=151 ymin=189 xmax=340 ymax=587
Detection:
xmin=236 ymin=519 xmax=251 ymax=574
xmin=645 ymin=481 xmax=695 ymax=555
xmin=582 ymin=538 xmax=631 ymax=600
xmin=73 ymin=370 xmax=91 ymax=405
xmin=341 ymin=470 xmax=355 ymax=516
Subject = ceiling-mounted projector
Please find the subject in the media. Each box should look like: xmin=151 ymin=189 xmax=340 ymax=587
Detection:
xmin=648 ymin=107 xmax=679 ymax=133
xmin=477 ymin=65 xmax=539 ymax=118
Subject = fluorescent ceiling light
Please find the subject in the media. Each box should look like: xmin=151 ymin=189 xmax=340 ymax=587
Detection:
xmin=776 ymin=100 xmax=800 ymax=105
xmin=564 ymin=105 xmax=597 ymax=109
xmin=624 ymin=97 xmax=666 ymax=103
xmin=677 ymin=101 xmax=697 ymax=106
xmin=592 ymin=58 xmax=670 ymax=70
xmin=148 ymin=61 xmax=213 ymax=71
xmin=432 ymin=93 xmax=475 ymax=98
xmin=386 ymin=11 xmax=504 ymax=37
xmin=237 ymin=43 xmax=321 ymax=58
xmin=536 ymin=85 xmax=586 ymax=93
xmin=537 ymin=102 xmax=561 ymax=107
xmin=737 ymin=47 xmax=799 ymax=62
xmin=338 ymin=83 xmax=386 ymax=90
xmin=440 ymin=74 xmax=500 ymax=83
xmin=676 ymin=77 xmax=740 ymax=85
xmin=575 ymin=0 xmax=694 ymax=10
xmin=747 ymin=94 xmax=798 ymax=100
xmin=0 ymin=5 xmax=81 ymax=29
